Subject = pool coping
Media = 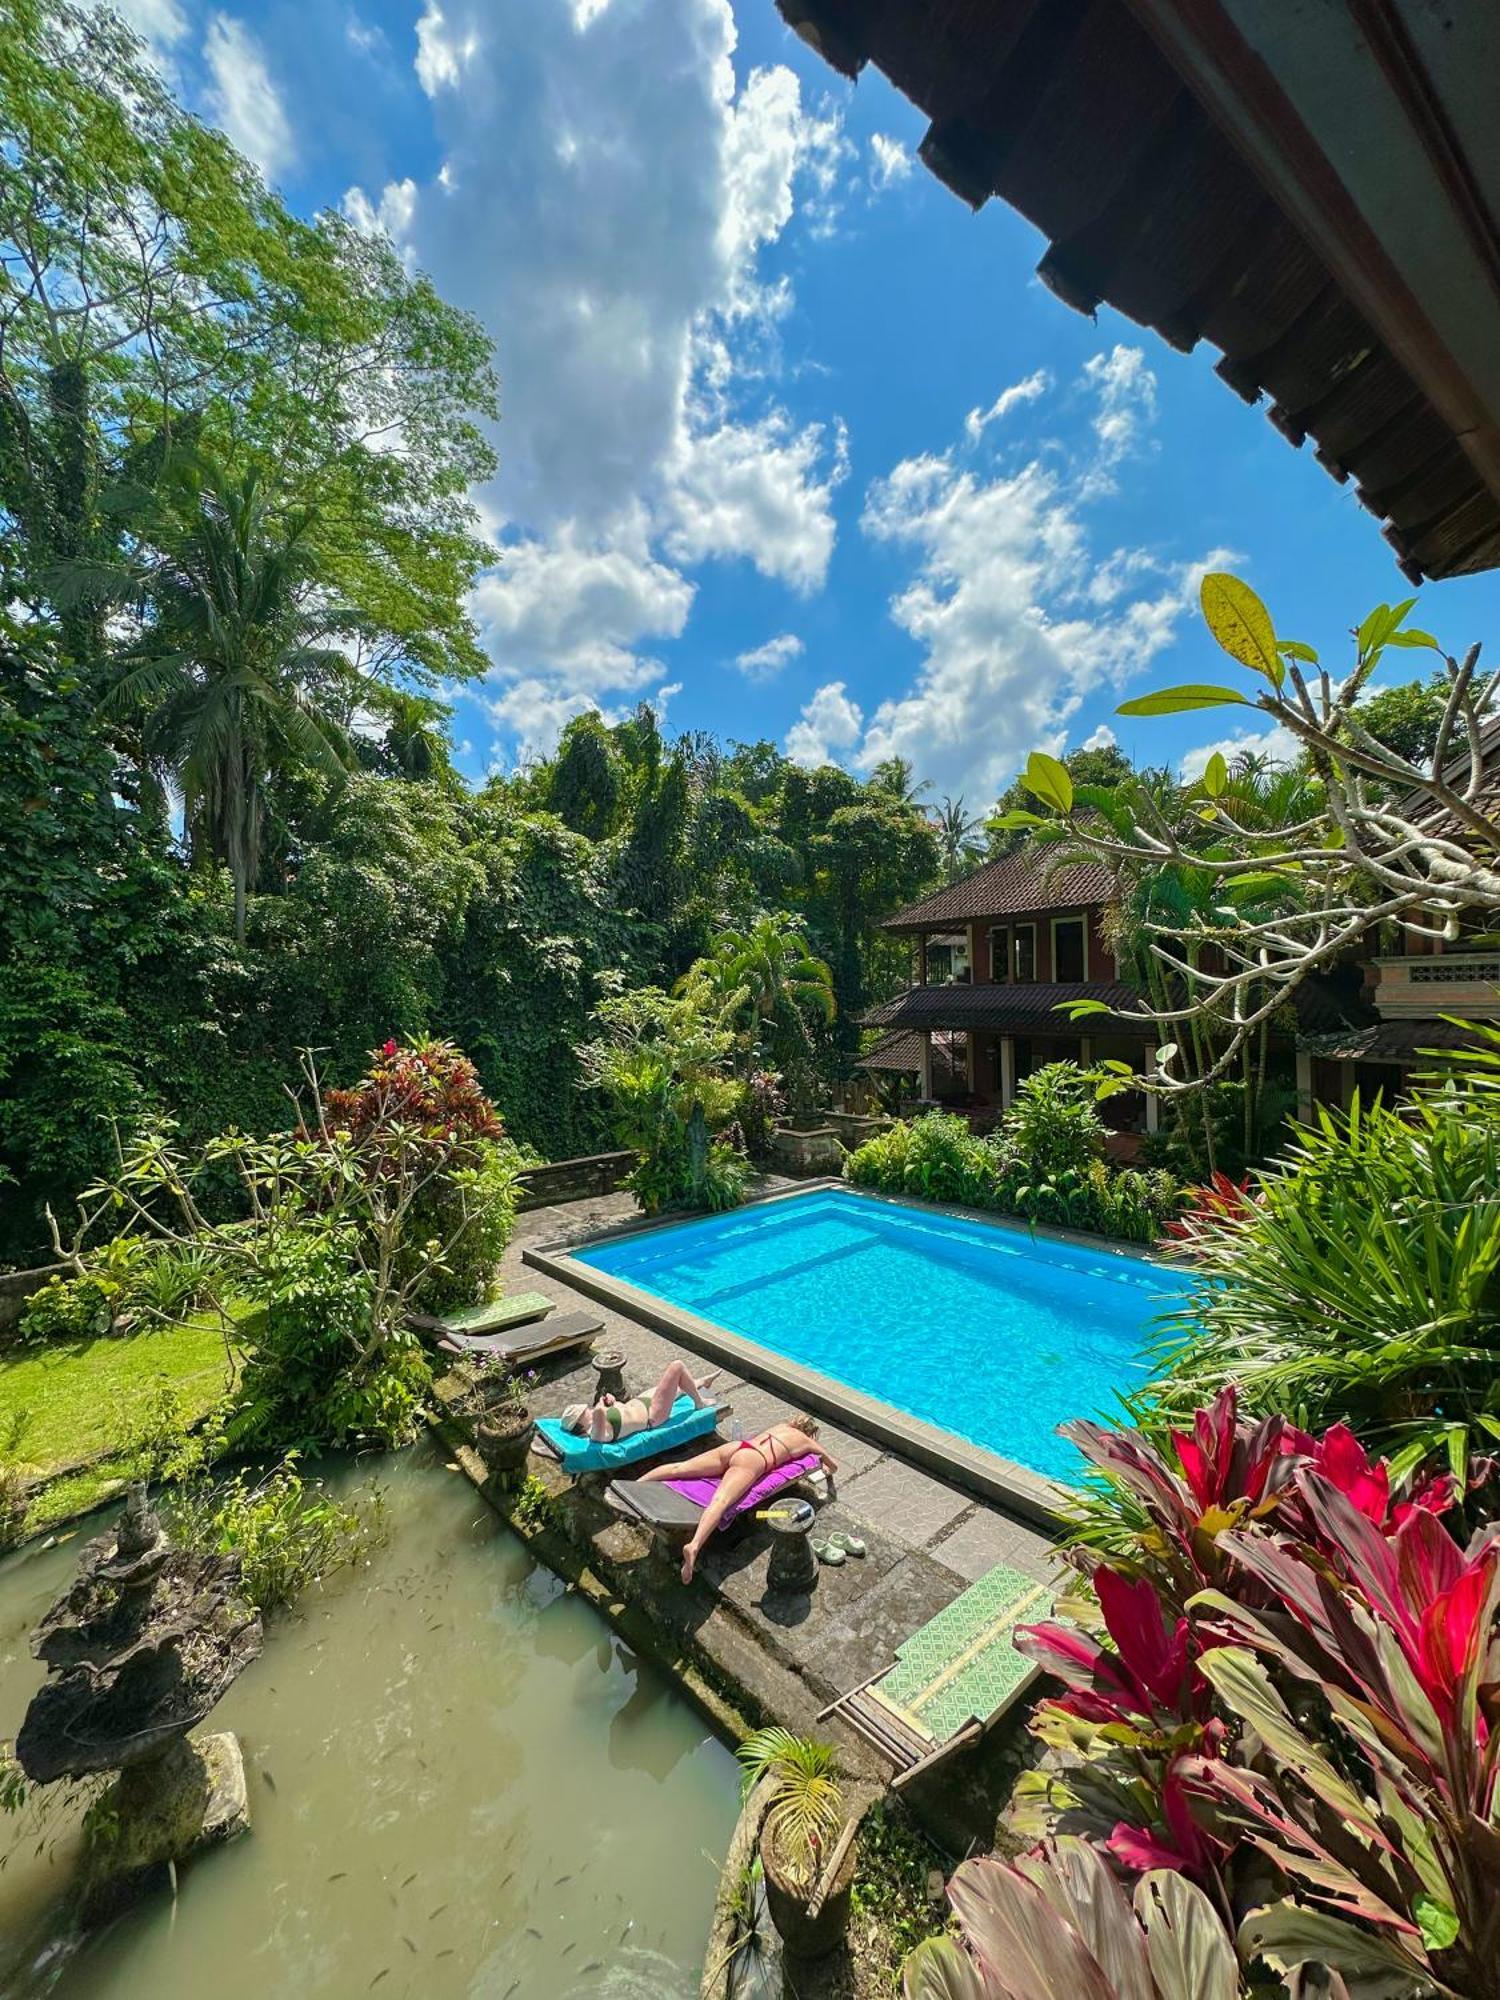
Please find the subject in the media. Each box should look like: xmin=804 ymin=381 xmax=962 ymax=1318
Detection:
xmin=523 ymin=1178 xmax=1173 ymax=1531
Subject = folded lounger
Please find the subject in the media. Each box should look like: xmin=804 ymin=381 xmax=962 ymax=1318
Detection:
xmin=818 ymin=1561 xmax=1051 ymax=1790
xmin=531 ymin=1392 xmax=729 ymax=1474
xmin=409 ymin=1291 xmax=556 ymax=1338
xmin=434 ymin=1310 xmax=601 ymax=1364
xmin=608 ymin=1451 xmax=820 ymax=1545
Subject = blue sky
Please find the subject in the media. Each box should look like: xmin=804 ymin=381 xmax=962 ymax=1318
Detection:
xmin=120 ymin=0 xmax=1500 ymax=807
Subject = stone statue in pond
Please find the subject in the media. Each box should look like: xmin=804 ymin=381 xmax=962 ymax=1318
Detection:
xmin=15 ymin=1485 xmax=262 ymax=1923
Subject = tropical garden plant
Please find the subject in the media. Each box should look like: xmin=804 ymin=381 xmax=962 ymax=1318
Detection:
xmin=964 ymin=1389 xmax=1500 ymax=2000
xmin=1148 ymin=1069 xmax=1500 ymax=1477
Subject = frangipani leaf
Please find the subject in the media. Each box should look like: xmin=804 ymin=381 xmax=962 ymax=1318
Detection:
xmin=1278 ymin=639 xmax=1320 ymax=665
xmin=1200 ymin=574 xmax=1281 ymax=682
xmin=1025 ymin=752 xmax=1074 ymax=814
xmin=1201 ymin=751 xmax=1229 ymax=798
xmin=1117 ymin=686 xmax=1253 ymax=717
xmin=992 ymin=809 xmax=1046 ymax=829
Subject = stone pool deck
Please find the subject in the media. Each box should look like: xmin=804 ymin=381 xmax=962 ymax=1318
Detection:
xmin=438 ymin=1187 xmax=1061 ymax=1847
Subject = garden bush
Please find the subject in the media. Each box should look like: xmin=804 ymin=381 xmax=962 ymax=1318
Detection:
xmin=166 ymin=1455 xmax=386 ymax=1612
xmin=1149 ymin=1074 xmax=1500 ymax=1474
xmin=18 ymin=1272 xmax=120 ymax=1344
xmin=844 ymin=1067 xmax=1180 ymax=1244
xmin=908 ymin=1389 xmax=1500 ymax=1998
xmin=321 ymin=1037 xmax=520 ymax=1312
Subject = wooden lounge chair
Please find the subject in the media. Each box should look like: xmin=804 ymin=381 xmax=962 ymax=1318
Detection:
xmin=818 ymin=1562 xmax=1051 ymax=1790
xmin=433 ymin=1310 xmax=602 ymax=1365
xmin=408 ymin=1291 xmax=556 ymax=1339
xmin=608 ymin=1452 xmax=820 ymax=1548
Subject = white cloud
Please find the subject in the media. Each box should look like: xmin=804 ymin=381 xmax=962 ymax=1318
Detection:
xmin=734 ymin=632 xmax=804 ymax=681
xmin=964 ymin=369 xmax=1051 ymax=444
xmin=337 ymin=0 xmax=856 ymax=760
xmin=470 ymin=526 xmax=694 ymax=698
xmin=1179 ymin=722 xmax=1301 ymax=782
xmin=203 ymin=14 xmax=294 ymax=180
xmin=414 ymin=2 xmax=476 ymax=95
xmin=786 ymin=681 xmax=864 ymax=767
xmin=1082 ymin=722 xmax=1117 ymax=752
xmin=341 ymin=177 xmax=418 ymax=247
xmin=868 ymin=132 xmax=913 ymax=192
xmin=1079 ymin=345 xmax=1158 ymax=495
xmin=112 ymin=0 xmax=189 ymax=49
xmin=346 ymin=12 xmax=389 ymax=58
xmin=810 ymin=368 xmax=1220 ymax=803
xmin=665 ymin=412 xmax=846 ymax=592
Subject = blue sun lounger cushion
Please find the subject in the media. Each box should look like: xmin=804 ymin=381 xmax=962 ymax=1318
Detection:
xmin=533 ymin=1394 xmax=720 ymax=1473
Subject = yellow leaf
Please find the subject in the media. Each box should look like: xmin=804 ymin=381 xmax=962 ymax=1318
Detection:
xmin=1200 ymin=573 xmax=1281 ymax=680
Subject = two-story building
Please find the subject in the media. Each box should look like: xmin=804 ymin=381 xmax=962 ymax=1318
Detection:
xmin=859 ymin=851 xmax=1161 ymax=1142
xmin=859 ymin=849 xmax=1496 ymax=1141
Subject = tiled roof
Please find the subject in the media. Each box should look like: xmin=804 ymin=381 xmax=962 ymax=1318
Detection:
xmin=863 ymin=981 xmax=1143 ymax=1036
xmin=1298 ymin=1017 xmax=1484 ymax=1064
xmin=854 ymin=1029 xmax=926 ymax=1072
xmin=883 ymin=853 xmax=1115 ymax=931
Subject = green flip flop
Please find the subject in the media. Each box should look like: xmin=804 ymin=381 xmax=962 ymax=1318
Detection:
xmin=811 ymin=1540 xmax=847 ymax=1566
xmin=829 ymin=1531 xmax=866 ymax=1558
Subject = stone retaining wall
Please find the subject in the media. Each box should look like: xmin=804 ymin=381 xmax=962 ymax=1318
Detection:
xmin=515 ymin=1151 xmax=636 ymax=1210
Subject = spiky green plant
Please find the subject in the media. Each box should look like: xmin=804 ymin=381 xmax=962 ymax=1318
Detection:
xmin=736 ymin=1728 xmax=845 ymax=1889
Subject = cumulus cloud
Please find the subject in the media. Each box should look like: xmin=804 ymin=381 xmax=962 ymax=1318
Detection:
xmin=665 ymin=412 xmax=846 ymax=593
xmin=786 ymin=680 xmax=864 ymax=767
xmin=868 ymin=132 xmax=913 ymax=191
xmin=802 ymin=362 xmax=1224 ymax=802
xmin=113 ymin=0 xmax=189 ymax=49
xmin=203 ymin=14 xmax=294 ymax=180
xmin=1082 ymin=722 xmax=1117 ymax=751
xmin=1079 ymin=345 xmax=1158 ymax=495
xmin=1179 ymin=722 xmax=1301 ymax=781
xmin=964 ymin=369 xmax=1051 ymax=444
xmin=734 ymin=632 xmax=804 ymax=681
xmin=339 ymin=0 xmax=857 ymax=761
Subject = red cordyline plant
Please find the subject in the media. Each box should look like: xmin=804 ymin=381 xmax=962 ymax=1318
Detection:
xmin=1163 ymin=1171 xmax=1256 ymax=1254
xmin=936 ymin=1390 xmax=1500 ymax=1999
xmin=320 ymin=1038 xmax=505 ymax=1158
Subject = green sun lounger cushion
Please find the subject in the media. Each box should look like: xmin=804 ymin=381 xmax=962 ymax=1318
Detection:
xmin=410 ymin=1292 xmax=555 ymax=1337
xmin=533 ymin=1394 xmax=719 ymax=1472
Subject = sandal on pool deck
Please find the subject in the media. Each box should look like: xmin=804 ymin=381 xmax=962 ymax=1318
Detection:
xmin=829 ymin=1531 xmax=866 ymax=1559
xmin=812 ymin=1540 xmax=846 ymax=1566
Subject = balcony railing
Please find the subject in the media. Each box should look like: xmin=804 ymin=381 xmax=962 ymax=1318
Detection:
xmin=1373 ymin=953 xmax=1500 ymax=1019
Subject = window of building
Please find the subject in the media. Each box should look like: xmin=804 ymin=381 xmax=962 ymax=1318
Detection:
xmin=1012 ymin=923 xmax=1037 ymax=983
xmin=987 ymin=926 xmax=1009 ymax=983
xmin=1053 ymin=916 xmax=1087 ymax=982
xmin=924 ymin=934 xmax=970 ymax=985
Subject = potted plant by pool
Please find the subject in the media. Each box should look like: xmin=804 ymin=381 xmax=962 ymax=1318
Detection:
xmin=736 ymin=1728 xmax=856 ymax=1960
xmin=456 ymin=1362 xmax=534 ymax=1480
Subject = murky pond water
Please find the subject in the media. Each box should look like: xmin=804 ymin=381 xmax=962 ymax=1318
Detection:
xmin=0 ymin=1445 xmax=738 ymax=1998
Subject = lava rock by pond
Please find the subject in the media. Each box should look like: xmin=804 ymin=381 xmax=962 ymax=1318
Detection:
xmin=16 ymin=1486 xmax=262 ymax=1786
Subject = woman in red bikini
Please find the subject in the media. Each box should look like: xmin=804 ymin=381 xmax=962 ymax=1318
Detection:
xmin=639 ymin=1413 xmax=838 ymax=1584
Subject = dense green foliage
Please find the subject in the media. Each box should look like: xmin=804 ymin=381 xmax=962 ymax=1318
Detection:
xmin=1149 ymin=1064 xmax=1500 ymax=1476
xmin=845 ymin=1072 xmax=1181 ymax=1244
xmin=166 ymin=1457 xmax=386 ymax=1613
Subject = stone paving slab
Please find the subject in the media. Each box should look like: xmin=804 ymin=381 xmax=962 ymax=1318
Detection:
xmin=834 ymin=1456 xmax=972 ymax=1549
xmin=929 ymin=1506 xmax=1057 ymax=1587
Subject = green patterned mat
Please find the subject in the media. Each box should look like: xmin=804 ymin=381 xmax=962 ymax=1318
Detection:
xmin=427 ymin=1292 xmax=555 ymax=1335
xmin=872 ymin=1562 xmax=1050 ymax=1744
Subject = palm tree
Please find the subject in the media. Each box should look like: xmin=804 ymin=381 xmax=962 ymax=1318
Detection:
xmin=870 ymin=755 xmax=930 ymax=808
xmin=377 ymin=688 xmax=454 ymax=783
xmin=933 ymin=793 xmax=983 ymax=882
xmin=80 ymin=454 xmax=356 ymax=940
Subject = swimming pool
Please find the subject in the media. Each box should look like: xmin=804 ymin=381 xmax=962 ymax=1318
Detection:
xmin=570 ymin=1188 xmax=1190 ymax=1484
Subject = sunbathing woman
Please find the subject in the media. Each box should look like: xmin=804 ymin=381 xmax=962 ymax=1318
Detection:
xmin=558 ymin=1358 xmax=718 ymax=1445
xmin=639 ymin=1414 xmax=839 ymax=1585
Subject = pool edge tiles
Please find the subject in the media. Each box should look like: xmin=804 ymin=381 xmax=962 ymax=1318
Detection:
xmin=524 ymin=1183 xmax=1184 ymax=1529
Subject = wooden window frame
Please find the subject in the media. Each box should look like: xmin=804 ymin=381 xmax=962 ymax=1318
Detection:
xmin=1050 ymin=914 xmax=1088 ymax=983
xmin=1012 ymin=922 xmax=1037 ymax=984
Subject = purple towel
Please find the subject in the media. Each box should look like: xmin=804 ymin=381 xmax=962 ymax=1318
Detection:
xmin=666 ymin=1452 xmax=820 ymax=1528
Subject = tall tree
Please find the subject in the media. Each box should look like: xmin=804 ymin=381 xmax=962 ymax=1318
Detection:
xmin=0 ymin=0 xmax=498 ymax=688
xmin=934 ymin=794 xmax=984 ymax=881
xmin=83 ymin=455 xmax=356 ymax=940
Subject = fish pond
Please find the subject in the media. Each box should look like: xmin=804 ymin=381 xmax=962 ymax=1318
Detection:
xmin=0 ymin=1443 xmax=738 ymax=1998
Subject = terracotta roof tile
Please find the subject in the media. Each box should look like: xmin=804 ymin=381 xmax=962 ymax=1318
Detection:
xmin=883 ymin=853 xmax=1115 ymax=931
xmin=863 ymin=980 xmax=1142 ymax=1035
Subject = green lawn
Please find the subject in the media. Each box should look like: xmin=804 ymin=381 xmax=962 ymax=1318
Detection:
xmin=1 ymin=1316 xmax=238 ymax=1527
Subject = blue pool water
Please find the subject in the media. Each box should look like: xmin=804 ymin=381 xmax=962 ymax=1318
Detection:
xmin=573 ymin=1188 xmax=1191 ymax=1483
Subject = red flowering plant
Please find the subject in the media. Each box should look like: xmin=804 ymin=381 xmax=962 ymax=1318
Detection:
xmin=1162 ymin=1171 xmax=1256 ymax=1255
xmin=1006 ymin=1392 xmax=1500 ymax=1997
xmin=317 ymin=1038 xmax=519 ymax=1312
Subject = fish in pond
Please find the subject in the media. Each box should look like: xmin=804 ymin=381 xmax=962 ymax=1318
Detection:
xmin=583 ymin=1963 xmax=603 ymax=1975
xmin=328 ymin=1872 xmax=348 ymax=1884
xmin=525 ymin=1926 xmax=542 ymax=1940
xmin=401 ymin=1872 xmax=418 ymax=1889
xmin=428 ymin=1904 xmax=448 ymax=1921
xmin=368 ymin=1973 xmax=388 ymax=1990
xmin=553 ymin=1874 xmax=572 ymax=1887
xmin=401 ymin=1937 xmax=418 ymax=1955
xmin=262 ymin=1771 xmax=277 ymax=1793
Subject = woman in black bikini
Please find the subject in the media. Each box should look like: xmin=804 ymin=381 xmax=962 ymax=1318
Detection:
xmin=639 ymin=1413 xmax=838 ymax=1584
